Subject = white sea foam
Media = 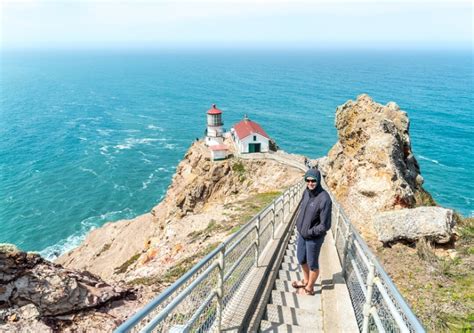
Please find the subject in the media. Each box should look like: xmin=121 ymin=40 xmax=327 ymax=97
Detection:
xmin=39 ymin=209 xmax=134 ymax=260
xmin=147 ymin=125 xmax=164 ymax=131
xmin=97 ymin=129 xmax=113 ymax=136
xmin=79 ymin=166 xmax=99 ymax=177
xmin=114 ymin=138 xmax=161 ymax=150
xmin=142 ymin=173 xmax=155 ymax=189
xmin=99 ymin=146 xmax=109 ymax=155
xmin=418 ymin=155 xmax=446 ymax=167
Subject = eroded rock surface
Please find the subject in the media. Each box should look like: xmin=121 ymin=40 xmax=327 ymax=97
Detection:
xmin=318 ymin=94 xmax=436 ymax=239
xmin=374 ymin=207 xmax=455 ymax=244
xmin=57 ymin=140 xmax=303 ymax=282
xmin=0 ymin=245 xmax=131 ymax=331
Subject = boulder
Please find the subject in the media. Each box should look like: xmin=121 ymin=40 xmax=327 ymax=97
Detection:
xmin=374 ymin=207 xmax=455 ymax=244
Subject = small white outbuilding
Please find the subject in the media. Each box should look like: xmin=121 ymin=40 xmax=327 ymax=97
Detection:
xmin=209 ymin=144 xmax=229 ymax=161
xmin=231 ymin=115 xmax=270 ymax=154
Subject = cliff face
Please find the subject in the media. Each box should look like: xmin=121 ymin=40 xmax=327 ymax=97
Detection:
xmin=57 ymin=141 xmax=303 ymax=282
xmin=319 ymin=94 xmax=433 ymax=236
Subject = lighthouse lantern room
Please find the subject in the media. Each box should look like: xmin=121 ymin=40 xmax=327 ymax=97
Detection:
xmin=205 ymin=104 xmax=224 ymax=146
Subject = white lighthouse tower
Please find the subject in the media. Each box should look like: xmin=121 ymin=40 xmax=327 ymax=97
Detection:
xmin=205 ymin=104 xmax=224 ymax=146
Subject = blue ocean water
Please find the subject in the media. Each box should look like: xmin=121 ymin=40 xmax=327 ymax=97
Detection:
xmin=1 ymin=50 xmax=473 ymax=258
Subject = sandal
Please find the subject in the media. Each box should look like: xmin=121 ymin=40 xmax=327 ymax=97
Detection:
xmin=291 ymin=280 xmax=306 ymax=289
xmin=301 ymin=288 xmax=315 ymax=296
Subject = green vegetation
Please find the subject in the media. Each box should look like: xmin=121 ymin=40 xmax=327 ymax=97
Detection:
xmin=231 ymin=160 xmax=245 ymax=174
xmin=228 ymin=191 xmax=282 ymax=229
xmin=187 ymin=220 xmax=220 ymax=241
xmin=410 ymin=213 xmax=474 ymax=331
xmin=114 ymin=253 xmax=141 ymax=274
xmin=414 ymin=188 xmax=437 ymax=207
xmin=128 ymin=242 xmax=219 ymax=286
xmin=231 ymin=160 xmax=247 ymax=182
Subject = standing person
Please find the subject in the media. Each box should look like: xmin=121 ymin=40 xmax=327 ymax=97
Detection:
xmin=292 ymin=168 xmax=332 ymax=295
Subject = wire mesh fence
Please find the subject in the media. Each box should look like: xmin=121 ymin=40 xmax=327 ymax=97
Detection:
xmin=328 ymin=191 xmax=425 ymax=333
xmin=115 ymin=181 xmax=305 ymax=333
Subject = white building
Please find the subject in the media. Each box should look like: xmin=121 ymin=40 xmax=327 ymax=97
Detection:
xmin=205 ymin=104 xmax=225 ymax=147
xmin=209 ymin=144 xmax=228 ymax=161
xmin=231 ymin=115 xmax=270 ymax=154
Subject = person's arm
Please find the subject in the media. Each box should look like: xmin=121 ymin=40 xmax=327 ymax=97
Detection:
xmin=309 ymin=199 xmax=332 ymax=237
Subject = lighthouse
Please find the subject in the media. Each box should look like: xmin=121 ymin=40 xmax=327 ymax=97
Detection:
xmin=205 ymin=104 xmax=224 ymax=146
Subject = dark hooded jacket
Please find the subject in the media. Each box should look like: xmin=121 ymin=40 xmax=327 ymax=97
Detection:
xmin=296 ymin=170 xmax=332 ymax=239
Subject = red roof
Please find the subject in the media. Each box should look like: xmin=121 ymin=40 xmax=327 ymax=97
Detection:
xmin=207 ymin=104 xmax=222 ymax=115
xmin=209 ymin=144 xmax=228 ymax=151
xmin=233 ymin=119 xmax=269 ymax=140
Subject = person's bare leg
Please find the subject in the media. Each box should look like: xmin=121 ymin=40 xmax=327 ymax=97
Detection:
xmin=303 ymin=269 xmax=319 ymax=294
xmin=301 ymin=263 xmax=310 ymax=286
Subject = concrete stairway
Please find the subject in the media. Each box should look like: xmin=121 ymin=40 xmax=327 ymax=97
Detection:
xmin=259 ymin=232 xmax=323 ymax=332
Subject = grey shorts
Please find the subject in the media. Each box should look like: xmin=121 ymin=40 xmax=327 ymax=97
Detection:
xmin=296 ymin=234 xmax=325 ymax=271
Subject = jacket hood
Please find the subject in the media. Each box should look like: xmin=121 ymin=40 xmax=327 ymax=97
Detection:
xmin=304 ymin=168 xmax=323 ymax=194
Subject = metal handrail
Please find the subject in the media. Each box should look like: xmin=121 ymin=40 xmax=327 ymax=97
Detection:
xmin=115 ymin=181 xmax=305 ymax=333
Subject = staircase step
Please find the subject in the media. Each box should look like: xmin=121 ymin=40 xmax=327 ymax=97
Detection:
xmin=280 ymin=262 xmax=301 ymax=272
xmin=259 ymin=320 xmax=312 ymax=333
xmin=264 ymin=304 xmax=321 ymax=329
xmin=285 ymin=249 xmax=297 ymax=257
xmin=278 ymin=269 xmax=303 ymax=281
xmin=274 ymin=279 xmax=321 ymax=293
xmin=274 ymin=279 xmax=293 ymax=292
xmin=283 ymin=255 xmax=299 ymax=264
xmin=270 ymin=290 xmax=320 ymax=312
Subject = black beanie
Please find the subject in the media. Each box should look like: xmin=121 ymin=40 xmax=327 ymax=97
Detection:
xmin=304 ymin=168 xmax=321 ymax=182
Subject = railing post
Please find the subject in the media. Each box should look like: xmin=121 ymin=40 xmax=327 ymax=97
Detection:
xmin=282 ymin=194 xmax=286 ymax=222
xmin=342 ymin=227 xmax=352 ymax=275
xmin=362 ymin=261 xmax=376 ymax=333
xmin=216 ymin=246 xmax=225 ymax=332
xmin=271 ymin=199 xmax=276 ymax=239
xmin=334 ymin=206 xmax=340 ymax=241
xmin=255 ymin=215 xmax=260 ymax=266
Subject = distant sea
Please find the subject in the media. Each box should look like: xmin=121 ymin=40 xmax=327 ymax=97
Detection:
xmin=1 ymin=49 xmax=472 ymax=259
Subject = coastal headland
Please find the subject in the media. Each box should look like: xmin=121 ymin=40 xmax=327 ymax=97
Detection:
xmin=1 ymin=95 xmax=472 ymax=332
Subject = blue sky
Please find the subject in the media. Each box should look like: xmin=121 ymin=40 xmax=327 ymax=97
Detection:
xmin=1 ymin=0 xmax=472 ymax=50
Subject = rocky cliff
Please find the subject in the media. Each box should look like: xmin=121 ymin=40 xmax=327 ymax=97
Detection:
xmin=57 ymin=140 xmax=303 ymax=282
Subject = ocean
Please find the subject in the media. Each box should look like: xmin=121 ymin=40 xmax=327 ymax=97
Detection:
xmin=1 ymin=49 xmax=472 ymax=259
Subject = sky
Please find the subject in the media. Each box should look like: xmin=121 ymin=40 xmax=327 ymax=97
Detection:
xmin=1 ymin=0 xmax=472 ymax=50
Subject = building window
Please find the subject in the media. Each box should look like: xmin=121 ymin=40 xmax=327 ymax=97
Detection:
xmin=253 ymin=135 xmax=257 ymax=141
xmin=212 ymin=114 xmax=222 ymax=126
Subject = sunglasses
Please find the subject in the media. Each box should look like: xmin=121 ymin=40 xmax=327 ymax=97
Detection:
xmin=306 ymin=179 xmax=317 ymax=183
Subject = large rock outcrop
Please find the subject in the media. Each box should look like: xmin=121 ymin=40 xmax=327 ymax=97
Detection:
xmin=374 ymin=207 xmax=455 ymax=244
xmin=0 ymin=244 xmax=130 ymax=331
xmin=319 ymin=94 xmax=438 ymax=241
